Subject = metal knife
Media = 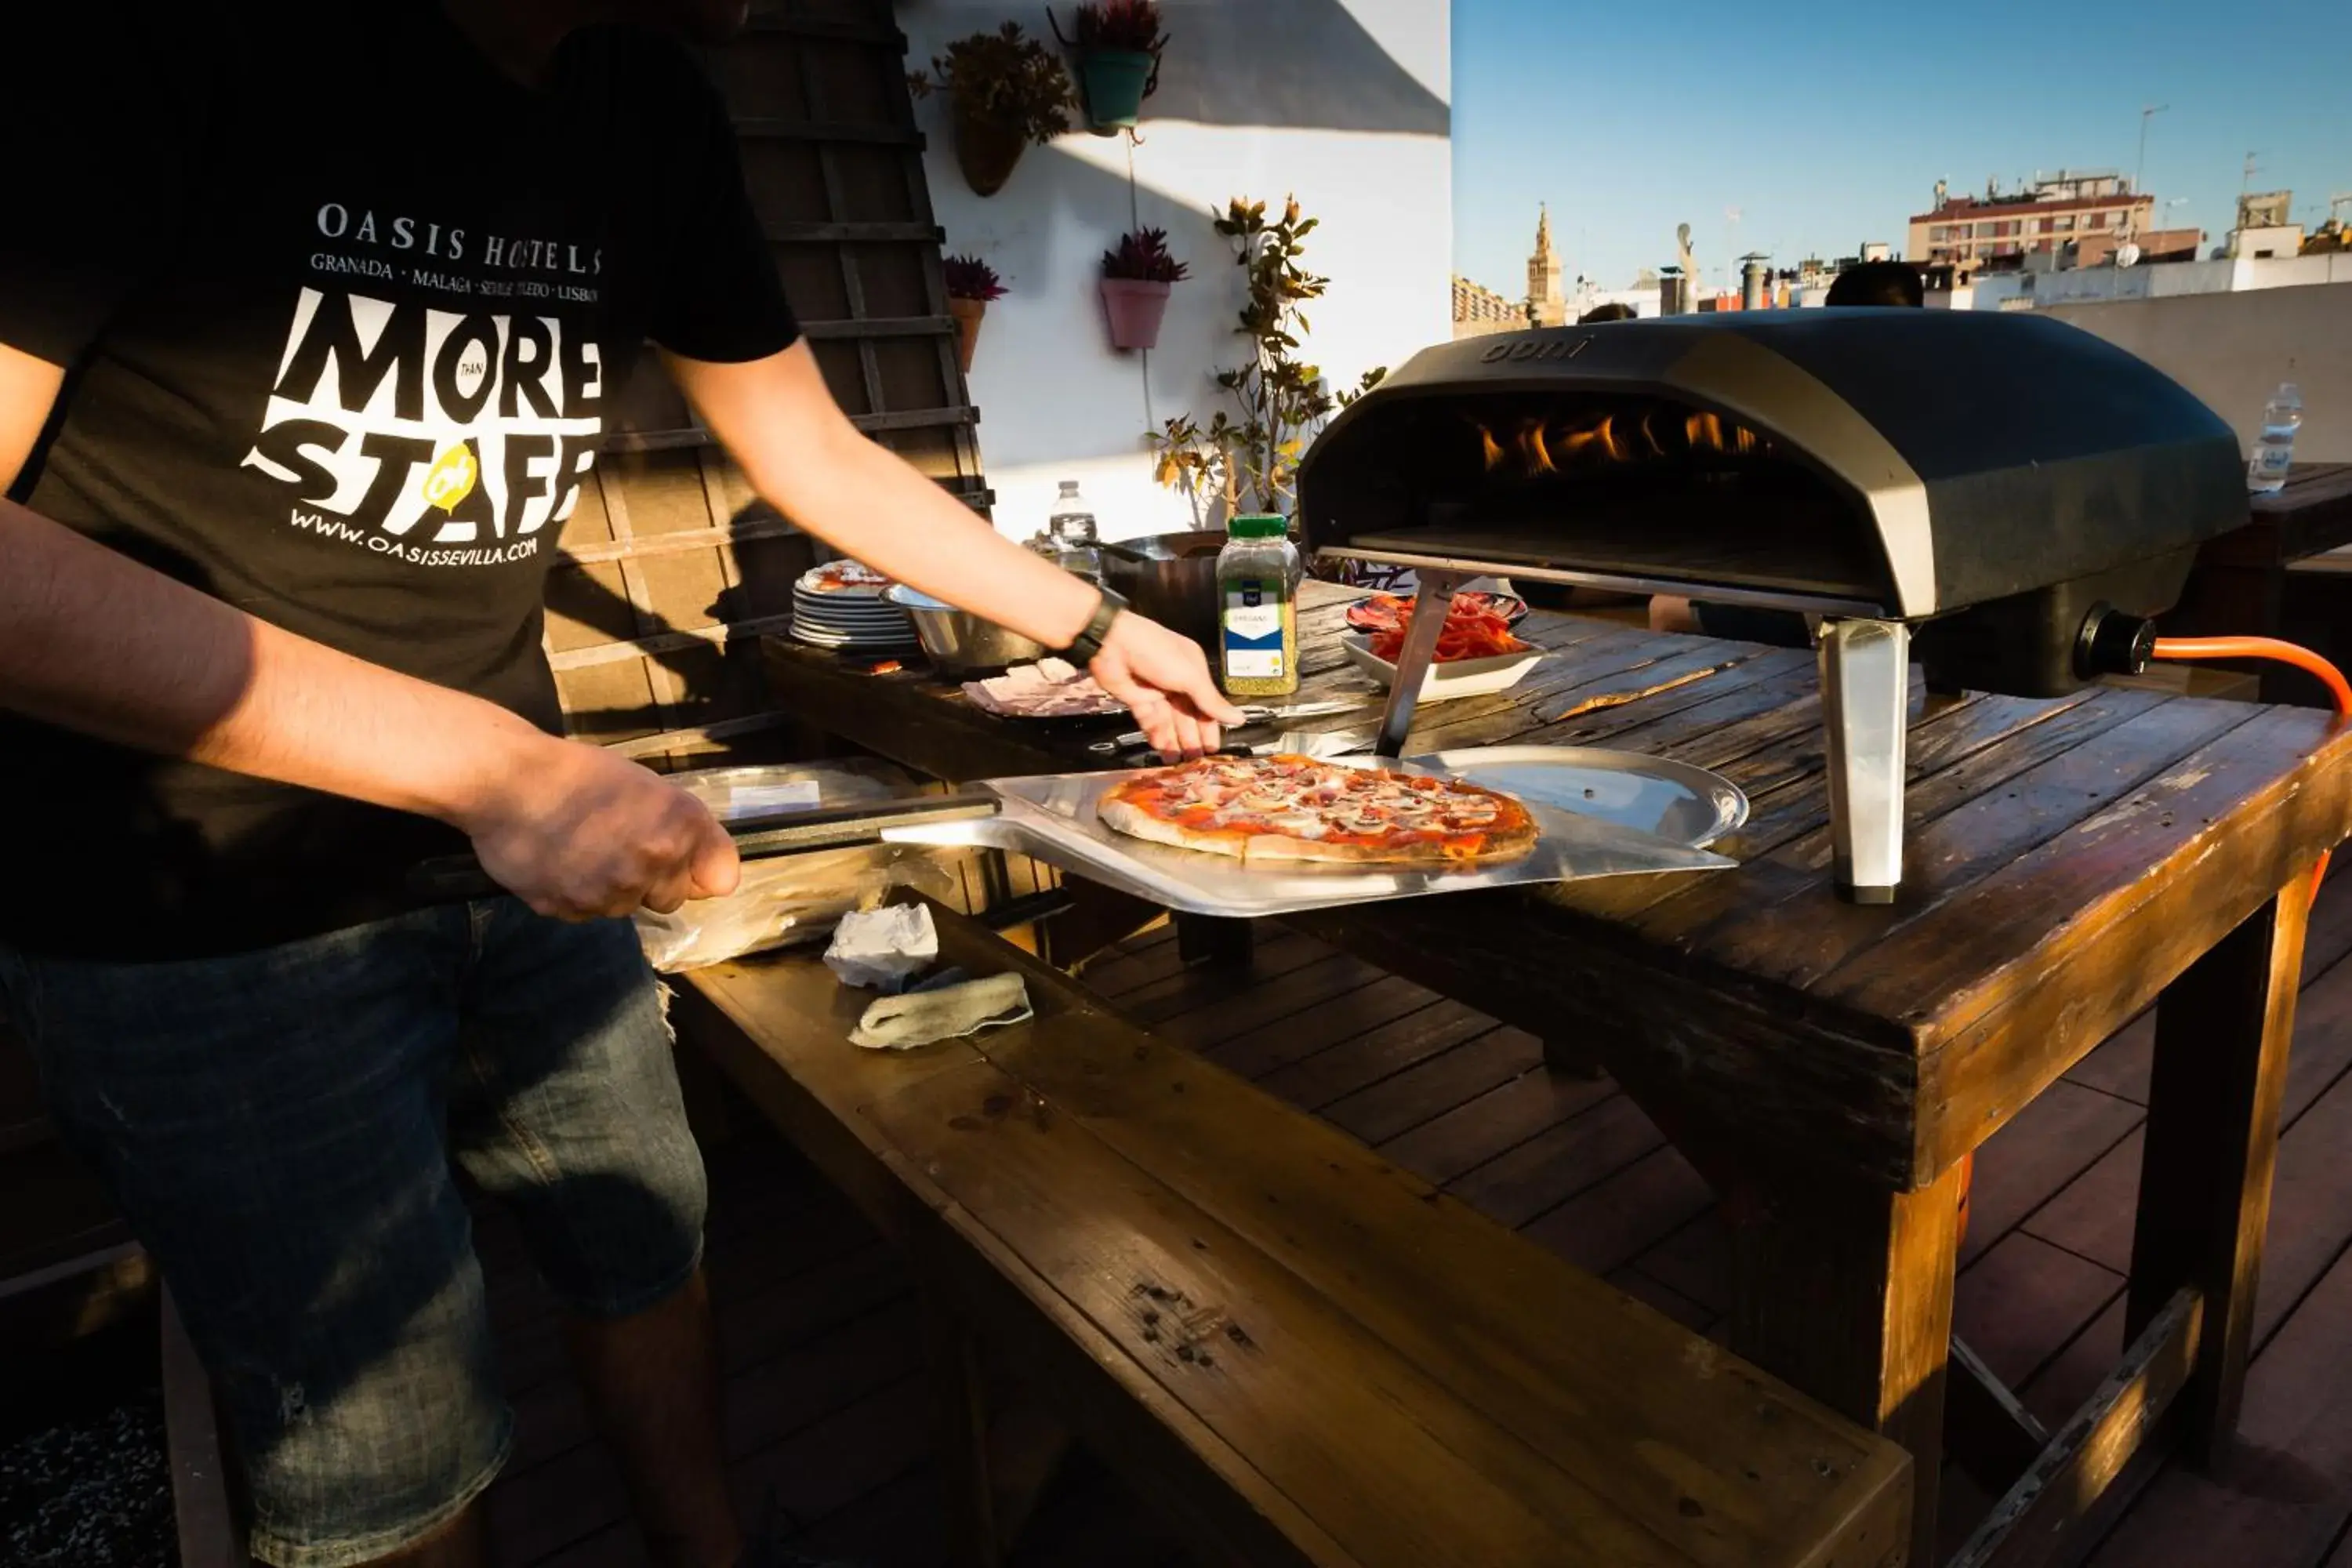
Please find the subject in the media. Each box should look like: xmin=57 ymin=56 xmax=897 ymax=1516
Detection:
xmin=1090 ymin=699 xmax=1363 ymax=756
xmin=1122 ymin=725 xmax=1381 ymax=768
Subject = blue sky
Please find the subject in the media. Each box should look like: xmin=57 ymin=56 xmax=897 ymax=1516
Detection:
xmin=1452 ymin=0 xmax=2352 ymax=294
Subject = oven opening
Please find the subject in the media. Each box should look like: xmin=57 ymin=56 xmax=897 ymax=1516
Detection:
xmin=1331 ymin=393 xmax=1896 ymax=611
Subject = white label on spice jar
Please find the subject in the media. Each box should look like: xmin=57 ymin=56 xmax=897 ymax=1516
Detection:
xmin=1222 ymin=582 xmax=1287 ymax=679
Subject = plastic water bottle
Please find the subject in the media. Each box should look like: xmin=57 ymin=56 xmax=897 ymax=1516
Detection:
xmin=2247 ymin=383 xmax=2303 ymax=495
xmin=1044 ymin=480 xmax=1104 ymax=583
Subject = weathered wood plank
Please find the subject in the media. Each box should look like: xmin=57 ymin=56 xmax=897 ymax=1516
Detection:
xmin=1252 ymin=999 xmax=1501 ymax=1112
xmin=1206 ymin=974 xmax=1443 ymax=1081
xmin=1702 ymin=696 xmax=2253 ymax=993
xmin=1951 ymin=1232 xmax=2125 ymax=1396
xmin=870 ymin=1058 xmax=1716 ymax=1567
xmin=1318 ymin=1025 xmax=1537 ymax=1147
xmin=968 ymin=1011 xmax=1911 ymax=1568
xmin=1957 ymin=1080 xmax=2146 ymax=1269
xmin=2129 ymin=886 xmax=2310 ymax=1458
xmin=1383 ymin=1065 xmax=1622 ymax=1188
xmin=1951 ymin=1288 xmax=2202 ymax=1568
xmin=1725 ymin=1158 xmax=1966 ymax=1568
xmin=1444 ymin=1091 xmax=1663 ymax=1229
xmin=1889 ymin=708 xmax=2352 ymax=1178
xmin=1947 ymin=1334 xmax=2053 ymax=1496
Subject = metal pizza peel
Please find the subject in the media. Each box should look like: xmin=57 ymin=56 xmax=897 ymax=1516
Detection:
xmin=410 ymin=737 xmax=1740 ymax=916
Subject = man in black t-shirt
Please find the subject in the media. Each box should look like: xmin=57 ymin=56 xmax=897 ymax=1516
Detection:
xmin=0 ymin=4 xmax=1238 ymax=1566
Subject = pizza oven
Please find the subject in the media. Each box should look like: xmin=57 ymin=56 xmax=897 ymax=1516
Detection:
xmin=1296 ymin=310 xmax=2247 ymax=902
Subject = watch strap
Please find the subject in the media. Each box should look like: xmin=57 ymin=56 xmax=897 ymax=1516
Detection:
xmin=1061 ymin=586 xmax=1127 ymax=664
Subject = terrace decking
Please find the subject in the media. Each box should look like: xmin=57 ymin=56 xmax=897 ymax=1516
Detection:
xmin=479 ymin=866 xmax=2352 ymax=1568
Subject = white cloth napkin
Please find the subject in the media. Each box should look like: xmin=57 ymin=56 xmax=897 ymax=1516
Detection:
xmin=850 ymin=973 xmax=1034 ymax=1051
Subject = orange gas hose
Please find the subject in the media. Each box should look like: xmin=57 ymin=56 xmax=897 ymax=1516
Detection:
xmin=2148 ymin=635 xmax=2351 ymax=904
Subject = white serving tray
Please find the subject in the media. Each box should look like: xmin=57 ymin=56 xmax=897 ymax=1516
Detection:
xmin=1340 ymin=632 xmax=1544 ymax=702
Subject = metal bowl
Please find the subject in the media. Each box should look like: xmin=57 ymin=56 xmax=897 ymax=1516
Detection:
xmin=1100 ymin=531 xmax=1225 ymax=652
xmin=884 ymin=586 xmax=1047 ymax=674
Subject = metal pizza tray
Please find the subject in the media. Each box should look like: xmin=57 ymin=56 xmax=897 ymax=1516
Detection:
xmin=880 ymin=753 xmax=1744 ymax=920
xmin=1363 ymin=745 xmax=1749 ymax=848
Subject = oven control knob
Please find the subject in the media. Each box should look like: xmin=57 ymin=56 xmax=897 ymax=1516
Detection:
xmin=2074 ymin=604 xmax=2157 ymax=680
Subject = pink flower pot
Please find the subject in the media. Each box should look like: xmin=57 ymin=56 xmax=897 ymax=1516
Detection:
xmin=1098 ymin=277 xmax=1173 ymax=352
xmin=947 ymin=297 xmax=987 ymax=375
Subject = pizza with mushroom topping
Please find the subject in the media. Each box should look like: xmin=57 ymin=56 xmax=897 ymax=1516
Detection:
xmin=1096 ymin=754 xmax=1540 ymax=866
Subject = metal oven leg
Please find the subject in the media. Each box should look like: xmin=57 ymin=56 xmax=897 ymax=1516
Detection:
xmin=1817 ymin=617 xmax=1909 ymax=905
xmin=1375 ymin=568 xmax=1468 ymax=759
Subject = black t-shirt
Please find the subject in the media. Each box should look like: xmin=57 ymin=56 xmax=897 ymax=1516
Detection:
xmin=0 ymin=0 xmax=798 ymax=960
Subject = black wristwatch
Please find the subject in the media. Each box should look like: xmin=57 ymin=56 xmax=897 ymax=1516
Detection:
xmin=1058 ymin=585 xmax=1129 ymax=663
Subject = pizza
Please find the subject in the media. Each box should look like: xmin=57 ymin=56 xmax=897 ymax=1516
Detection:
xmin=1097 ymin=754 xmax=1540 ymax=866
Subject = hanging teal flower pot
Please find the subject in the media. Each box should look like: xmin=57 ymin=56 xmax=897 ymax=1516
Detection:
xmin=1078 ymin=49 xmax=1155 ymax=132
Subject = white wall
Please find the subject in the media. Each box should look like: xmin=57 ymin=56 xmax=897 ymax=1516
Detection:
xmin=898 ymin=0 xmax=1452 ymax=543
xmin=2041 ymin=281 xmax=2352 ymax=462
xmin=1965 ymin=253 xmax=2352 ymax=312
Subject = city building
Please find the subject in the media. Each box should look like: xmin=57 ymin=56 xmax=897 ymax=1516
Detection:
xmin=1907 ymin=171 xmax=2154 ymax=269
xmin=1526 ymin=204 xmax=1568 ymax=326
xmin=1452 ymin=208 xmax=1660 ymax=335
xmin=1451 ymin=272 xmax=1523 ymax=338
xmin=2230 ymin=191 xmax=2304 ymax=259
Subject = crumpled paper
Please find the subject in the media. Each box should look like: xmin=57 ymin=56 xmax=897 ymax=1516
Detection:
xmin=823 ymin=904 xmax=938 ymax=990
xmin=851 ymin=972 xmax=1033 ymax=1051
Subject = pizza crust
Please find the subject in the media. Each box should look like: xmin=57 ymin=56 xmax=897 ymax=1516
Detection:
xmin=1094 ymin=793 xmax=1247 ymax=858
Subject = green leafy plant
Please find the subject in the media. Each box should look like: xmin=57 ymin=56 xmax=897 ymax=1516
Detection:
xmin=943 ymin=255 xmax=1008 ymax=303
xmin=1149 ymin=197 xmax=1386 ymax=515
xmin=1100 ymin=227 xmax=1189 ymax=283
xmin=909 ymin=23 xmax=1076 ymax=146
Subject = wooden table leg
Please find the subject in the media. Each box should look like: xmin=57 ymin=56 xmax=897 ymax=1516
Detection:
xmin=922 ymin=1298 xmax=1002 ymax=1568
xmin=1176 ymin=913 xmax=1254 ymax=968
xmin=2127 ymin=882 xmax=2309 ymax=1463
xmin=1727 ymin=1161 xmax=1967 ymax=1568
xmin=1038 ymin=880 xmax=1163 ymax=971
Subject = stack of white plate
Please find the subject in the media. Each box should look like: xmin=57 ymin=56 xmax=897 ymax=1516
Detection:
xmin=789 ymin=562 xmax=920 ymax=655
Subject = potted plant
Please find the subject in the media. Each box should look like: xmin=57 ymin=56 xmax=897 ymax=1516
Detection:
xmin=1050 ymin=1 xmax=1168 ymax=133
xmin=1098 ymin=226 xmax=1187 ymax=352
xmin=1149 ymin=196 xmax=1386 ymax=521
xmin=909 ymin=24 xmax=1075 ymax=197
xmin=943 ymin=255 xmax=1007 ymax=375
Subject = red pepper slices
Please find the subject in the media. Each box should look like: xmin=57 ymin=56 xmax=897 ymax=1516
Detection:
xmin=1348 ymin=593 xmax=1532 ymax=664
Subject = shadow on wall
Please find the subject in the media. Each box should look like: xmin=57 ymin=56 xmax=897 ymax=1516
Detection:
xmin=902 ymin=0 xmax=1449 ymax=137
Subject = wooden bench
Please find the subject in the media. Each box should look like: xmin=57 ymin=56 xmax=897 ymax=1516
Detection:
xmin=677 ymin=899 xmax=1914 ymax=1567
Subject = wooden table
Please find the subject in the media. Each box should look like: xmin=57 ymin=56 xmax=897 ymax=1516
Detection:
xmin=2170 ymin=462 xmax=2352 ymax=702
xmin=761 ymin=583 xmax=2352 ymax=1566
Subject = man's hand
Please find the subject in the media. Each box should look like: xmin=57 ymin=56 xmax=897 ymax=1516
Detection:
xmin=457 ymin=736 xmax=741 ymax=920
xmin=1087 ymin=612 xmax=1247 ymax=759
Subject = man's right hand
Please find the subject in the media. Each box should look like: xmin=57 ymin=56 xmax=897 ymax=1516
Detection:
xmin=458 ymin=736 xmax=742 ymax=920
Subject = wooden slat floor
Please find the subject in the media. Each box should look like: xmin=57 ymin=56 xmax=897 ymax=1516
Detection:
xmin=487 ymin=867 xmax=2352 ymax=1568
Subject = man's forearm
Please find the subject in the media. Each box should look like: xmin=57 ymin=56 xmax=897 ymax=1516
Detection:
xmin=1 ymin=497 xmax=538 ymax=826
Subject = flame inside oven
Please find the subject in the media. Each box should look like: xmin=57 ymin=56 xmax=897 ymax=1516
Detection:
xmin=1471 ymin=404 xmax=1767 ymax=477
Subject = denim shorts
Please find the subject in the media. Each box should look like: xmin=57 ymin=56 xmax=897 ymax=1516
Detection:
xmin=0 ymin=899 xmax=707 ymax=1568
